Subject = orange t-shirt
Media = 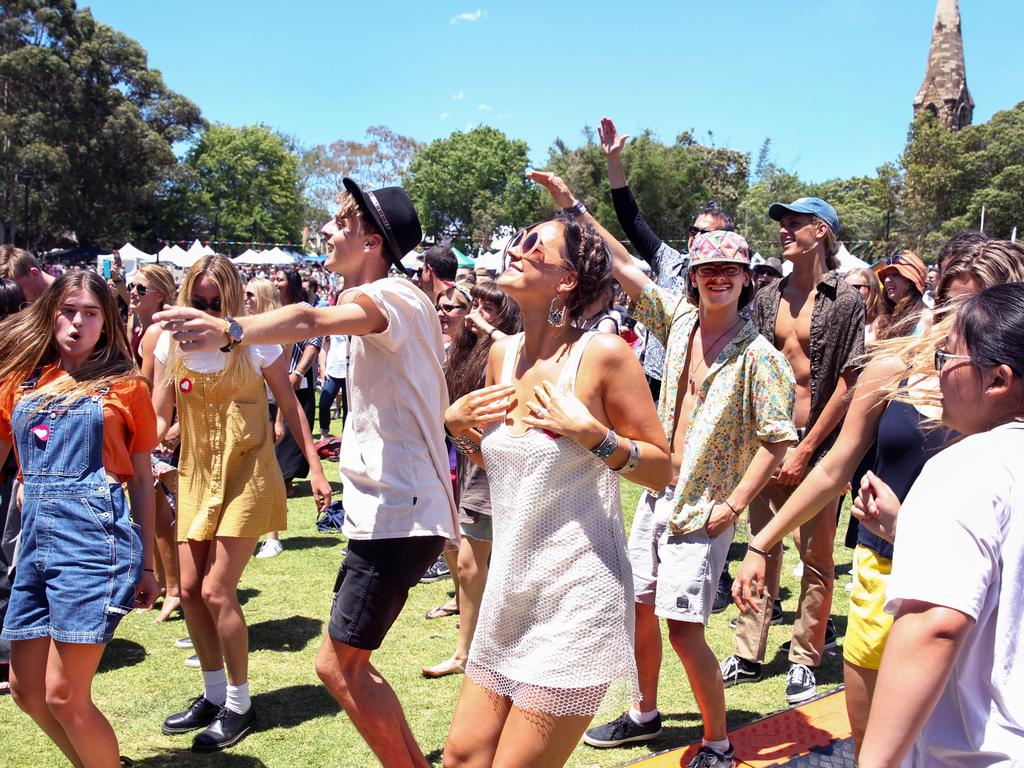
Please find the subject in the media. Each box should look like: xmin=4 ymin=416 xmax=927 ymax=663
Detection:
xmin=0 ymin=366 xmax=158 ymax=482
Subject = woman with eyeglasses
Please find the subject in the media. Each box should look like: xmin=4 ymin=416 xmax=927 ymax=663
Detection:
xmin=733 ymin=237 xmax=1024 ymax=757
xmin=437 ymin=283 xmax=472 ymax=348
xmin=422 ymin=282 xmax=521 ymax=677
xmin=844 ymin=268 xmax=886 ymax=346
xmin=442 ymin=203 xmax=670 ymax=767
xmin=857 ymin=281 xmax=1024 ymax=767
xmin=151 ymin=255 xmax=331 ymax=751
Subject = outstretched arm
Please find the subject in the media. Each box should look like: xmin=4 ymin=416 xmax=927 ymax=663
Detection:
xmin=154 ymin=293 xmax=386 ymax=352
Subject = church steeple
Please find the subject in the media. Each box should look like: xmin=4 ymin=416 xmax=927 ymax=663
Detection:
xmin=913 ymin=0 xmax=974 ymax=130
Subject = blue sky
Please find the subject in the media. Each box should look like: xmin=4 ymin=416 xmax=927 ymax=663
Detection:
xmin=83 ymin=0 xmax=1023 ymax=183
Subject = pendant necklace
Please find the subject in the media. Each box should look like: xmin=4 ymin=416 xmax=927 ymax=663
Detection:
xmin=688 ymin=319 xmax=743 ymax=394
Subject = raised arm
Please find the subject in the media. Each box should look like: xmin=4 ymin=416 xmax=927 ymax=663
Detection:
xmin=598 ymin=117 xmax=666 ymax=264
xmin=154 ymin=293 xmax=386 ymax=352
xmin=527 ymin=170 xmax=652 ymax=302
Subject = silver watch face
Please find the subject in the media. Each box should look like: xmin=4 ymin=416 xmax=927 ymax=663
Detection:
xmin=228 ymin=318 xmax=244 ymax=343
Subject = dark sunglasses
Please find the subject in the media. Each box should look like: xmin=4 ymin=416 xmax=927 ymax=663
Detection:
xmin=191 ymin=296 xmax=222 ymax=313
xmin=689 ymin=225 xmax=713 ymax=238
xmin=436 ymin=301 xmax=466 ymax=315
xmin=507 ymin=227 xmax=544 ymax=259
xmin=886 ymin=254 xmax=909 ymax=266
xmin=130 ymin=284 xmax=148 ymax=296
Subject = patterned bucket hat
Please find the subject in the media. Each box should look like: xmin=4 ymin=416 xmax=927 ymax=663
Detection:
xmin=688 ymin=231 xmax=751 ymax=268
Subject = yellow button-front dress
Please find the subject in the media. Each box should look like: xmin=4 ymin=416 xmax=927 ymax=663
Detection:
xmin=174 ymin=358 xmax=287 ymax=541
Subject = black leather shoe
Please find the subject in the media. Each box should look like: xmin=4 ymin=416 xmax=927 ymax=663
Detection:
xmin=162 ymin=696 xmax=221 ymax=735
xmin=191 ymin=706 xmax=256 ymax=752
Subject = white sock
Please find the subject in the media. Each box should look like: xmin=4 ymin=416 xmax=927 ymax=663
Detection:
xmin=702 ymin=737 xmax=731 ymax=755
xmin=628 ymin=706 xmax=659 ymax=725
xmin=225 ymin=681 xmax=251 ymax=715
xmin=202 ymin=668 xmax=227 ymax=706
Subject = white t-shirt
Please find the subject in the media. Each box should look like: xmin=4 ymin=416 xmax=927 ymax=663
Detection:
xmin=324 ymin=334 xmax=349 ymax=379
xmin=154 ymin=330 xmax=282 ymax=372
xmin=339 ymin=278 xmax=457 ymax=541
xmin=886 ymin=422 xmax=1024 ymax=768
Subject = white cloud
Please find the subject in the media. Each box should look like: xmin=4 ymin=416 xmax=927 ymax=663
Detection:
xmin=451 ymin=91 xmax=464 ymax=100
xmin=478 ymin=104 xmax=492 ymax=111
xmin=440 ymin=112 xmax=450 ymax=120
xmin=450 ymin=10 xmax=484 ymax=25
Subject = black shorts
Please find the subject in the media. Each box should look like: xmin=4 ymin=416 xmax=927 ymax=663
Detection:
xmin=328 ymin=536 xmax=445 ymax=650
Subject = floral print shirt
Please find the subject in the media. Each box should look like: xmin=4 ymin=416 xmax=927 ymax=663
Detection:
xmin=632 ymin=283 xmax=798 ymax=535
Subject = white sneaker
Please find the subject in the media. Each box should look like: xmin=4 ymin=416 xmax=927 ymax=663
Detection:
xmin=174 ymin=637 xmax=194 ymax=649
xmin=792 ymin=561 xmax=804 ymax=578
xmin=184 ymin=654 xmax=201 ymax=668
xmin=255 ymin=539 xmax=283 ymax=559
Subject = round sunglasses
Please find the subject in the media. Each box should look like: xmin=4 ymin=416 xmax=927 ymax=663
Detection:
xmin=191 ymin=296 xmax=222 ymax=313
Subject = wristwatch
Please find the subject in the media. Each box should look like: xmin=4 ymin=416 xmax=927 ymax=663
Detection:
xmin=220 ymin=316 xmax=244 ymax=352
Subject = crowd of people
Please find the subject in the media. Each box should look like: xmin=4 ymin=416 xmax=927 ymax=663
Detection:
xmin=0 ymin=112 xmax=1021 ymax=768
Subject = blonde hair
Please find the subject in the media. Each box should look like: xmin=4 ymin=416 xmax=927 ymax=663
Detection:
xmin=335 ymin=191 xmax=380 ymax=239
xmin=245 ymin=277 xmax=280 ymax=315
xmin=0 ymin=271 xmax=141 ymax=408
xmin=814 ymin=217 xmax=840 ymax=271
xmin=0 ymin=246 xmax=41 ymax=280
xmin=164 ymin=255 xmax=254 ymax=387
xmin=134 ymin=264 xmax=177 ymax=306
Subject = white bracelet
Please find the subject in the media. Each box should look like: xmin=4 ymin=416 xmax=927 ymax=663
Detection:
xmin=615 ymin=440 xmax=641 ymax=474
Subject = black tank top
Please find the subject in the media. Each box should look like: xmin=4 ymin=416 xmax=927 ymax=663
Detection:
xmin=859 ymin=396 xmax=956 ymax=559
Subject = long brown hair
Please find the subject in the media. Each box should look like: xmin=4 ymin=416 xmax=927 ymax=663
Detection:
xmin=444 ymin=282 xmax=521 ymax=401
xmin=0 ymin=271 xmax=140 ymax=406
xmin=164 ymin=255 xmax=254 ymax=387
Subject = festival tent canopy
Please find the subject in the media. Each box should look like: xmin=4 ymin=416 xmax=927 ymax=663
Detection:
xmin=475 ymin=251 xmax=504 ymax=272
xmin=835 ymin=243 xmax=870 ymax=274
xmin=451 ymin=247 xmax=475 ymax=268
xmin=117 ymin=242 xmax=155 ymax=262
xmin=231 ymin=248 xmax=296 ymax=266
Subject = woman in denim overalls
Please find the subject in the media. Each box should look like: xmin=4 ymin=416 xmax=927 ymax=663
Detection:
xmin=0 ymin=271 xmax=158 ymax=767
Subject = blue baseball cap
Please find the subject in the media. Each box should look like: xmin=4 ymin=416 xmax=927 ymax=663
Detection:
xmin=768 ymin=197 xmax=839 ymax=236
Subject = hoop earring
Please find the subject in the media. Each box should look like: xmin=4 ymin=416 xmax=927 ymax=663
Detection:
xmin=548 ymin=296 xmax=567 ymax=327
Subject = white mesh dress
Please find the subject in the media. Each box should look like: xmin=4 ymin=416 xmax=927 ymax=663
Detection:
xmin=466 ymin=332 xmax=640 ymax=717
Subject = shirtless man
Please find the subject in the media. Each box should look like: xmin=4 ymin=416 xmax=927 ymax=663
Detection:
xmin=720 ymin=198 xmax=865 ymax=705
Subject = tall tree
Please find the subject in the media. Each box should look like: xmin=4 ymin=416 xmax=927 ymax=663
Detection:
xmin=0 ymin=0 xmax=203 ymax=249
xmin=406 ymin=126 xmax=539 ymax=252
xmin=162 ymin=124 xmax=306 ymax=248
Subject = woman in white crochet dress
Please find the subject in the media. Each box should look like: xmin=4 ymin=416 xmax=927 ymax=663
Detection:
xmin=442 ymin=197 xmax=671 ymax=768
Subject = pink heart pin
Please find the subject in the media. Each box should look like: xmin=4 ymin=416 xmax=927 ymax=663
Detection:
xmin=31 ymin=425 xmax=50 ymax=442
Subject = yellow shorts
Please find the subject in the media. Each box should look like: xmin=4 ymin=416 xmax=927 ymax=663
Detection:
xmin=843 ymin=544 xmax=893 ymax=670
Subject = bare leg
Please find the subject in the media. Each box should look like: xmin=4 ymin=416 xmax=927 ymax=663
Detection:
xmin=634 ymin=601 xmax=662 ymax=711
xmin=492 ymin=704 xmax=594 ymax=768
xmin=423 ymin=536 xmax=490 ymax=678
xmin=9 ymin=638 xmax=83 ymax=767
xmin=444 ymin=675 xmax=512 ymax=768
xmin=153 ymin=483 xmax=180 ymax=623
xmin=316 ymin=633 xmax=428 ymax=768
xmin=178 ymin=540 xmax=223 ymax=670
xmin=200 ymin=536 xmax=258 ymax=685
xmin=668 ymin=620 xmax=727 ymax=742
xmin=844 ymin=660 xmax=878 ymax=758
xmin=46 ymin=640 xmax=120 ymax=768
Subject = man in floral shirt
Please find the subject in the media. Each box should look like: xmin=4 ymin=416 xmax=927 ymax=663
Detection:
xmin=534 ymin=169 xmax=799 ymax=768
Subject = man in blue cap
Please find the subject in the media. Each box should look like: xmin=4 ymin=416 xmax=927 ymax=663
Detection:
xmin=720 ymin=197 xmax=865 ymax=705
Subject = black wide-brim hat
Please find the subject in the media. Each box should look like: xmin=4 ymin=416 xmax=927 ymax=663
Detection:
xmin=343 ymin=177 xmax=422 ymax=275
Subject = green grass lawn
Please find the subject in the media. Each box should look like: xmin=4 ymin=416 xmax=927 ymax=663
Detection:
xmin=0 ymin=423 xmax=855 ymax=768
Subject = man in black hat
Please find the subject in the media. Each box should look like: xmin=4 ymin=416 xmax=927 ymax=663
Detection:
xmin=156 ymin=179 xmax=457 ymax=766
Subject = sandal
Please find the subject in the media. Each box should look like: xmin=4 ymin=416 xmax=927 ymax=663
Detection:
xmin=424 ymin=603 xmax=459 ymax=620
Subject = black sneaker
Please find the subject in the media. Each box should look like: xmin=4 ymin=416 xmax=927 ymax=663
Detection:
xmin=582 ymin=710 xmax=662 ymax=748
xmin=779 ymin=618 xmax=838 ymax=655
xmin=785 ymin=663 xmax=817 ymax=704
xmin=191 ymin=706 xmax=256 ymax=752
xmin=711 ymin=571 xmax=733 ymax=614
xmin=720 ymin=655 xmax=762 ymax=687
xmin=730 ymin=598 xmax=783 ymax=628
xmin=686 ymin=743 xmax=736 ymax=768
xmin=419 ymin=555 xmax=450 ymax=584
xmin=162 ymin=695 xmax=221 ymax=735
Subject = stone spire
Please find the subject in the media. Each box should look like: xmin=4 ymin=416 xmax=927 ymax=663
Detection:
xmin=913 ymin=0 xmax=974 ymax=130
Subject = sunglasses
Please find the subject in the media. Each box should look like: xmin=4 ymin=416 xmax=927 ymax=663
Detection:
xmin=934 ymin=348 xmax=972 ymax=371
xmin=436 ymin=301 xmax=467 ymax=315
xmin=505 ymin=226 xmax=571 ymax=270
xmin=694 ymin=264 xmax=743 ymax=278
xmin=689 ymin=226 xmax=713 ymax=238
xmin=130 ymin=284 xmax=148 ymax=296
xmin=886 ymin=254 xmax=910 ymax=267
xmin=847 ymin=283 xmax=870 ymax=290
xmin=191 ymin=296 xmax=222 ymax=313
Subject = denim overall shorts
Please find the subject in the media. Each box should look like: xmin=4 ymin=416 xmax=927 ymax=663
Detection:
xmin=1 ymin=374 xmax=142 ymax=644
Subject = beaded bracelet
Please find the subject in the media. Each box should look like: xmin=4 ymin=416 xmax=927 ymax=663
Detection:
xmin=445 ymin=424 xmax=482 ymax=455
xmin=590 ymin=429 xmax=618 ymax=460
xmin=615 ymin=440 xmax=640 ymax=475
